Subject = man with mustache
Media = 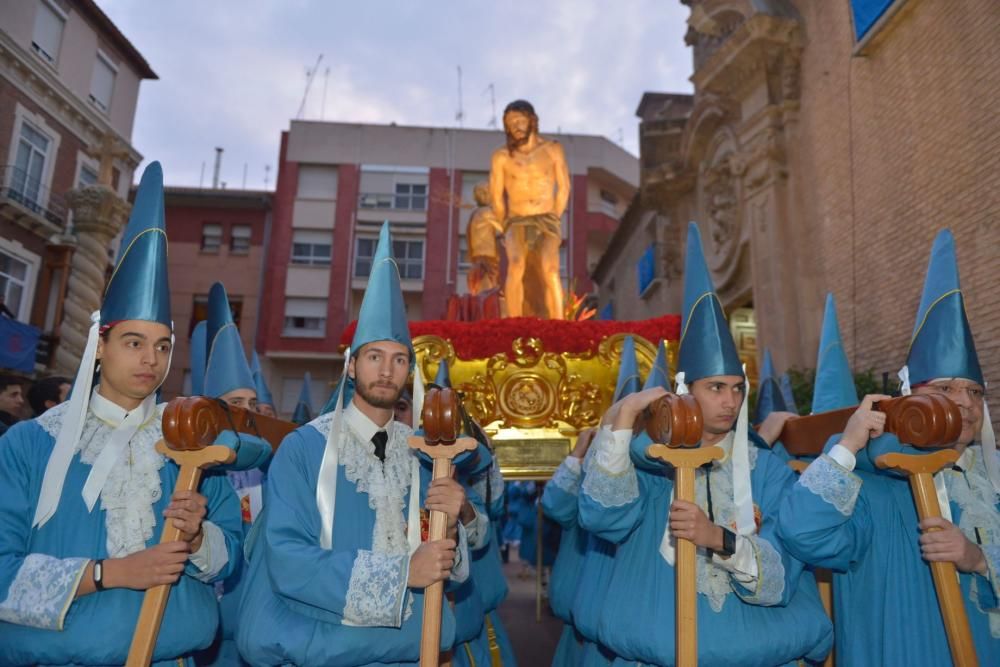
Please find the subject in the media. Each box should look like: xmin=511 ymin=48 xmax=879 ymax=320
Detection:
xmin=778 ymin=229 xmax=1000 ymax=665
xmin=489 ymin=99 xmax=570 ymax=320
xmin=237 ymin=223 xmax=486 ymax=666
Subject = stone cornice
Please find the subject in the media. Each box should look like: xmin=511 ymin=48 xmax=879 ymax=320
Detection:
xmin=0 ymin=31 xmax=142 ymax=169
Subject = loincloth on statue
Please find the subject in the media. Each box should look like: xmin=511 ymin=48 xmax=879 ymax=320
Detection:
xmin=505 ymin=212 xmax=561 ymax=251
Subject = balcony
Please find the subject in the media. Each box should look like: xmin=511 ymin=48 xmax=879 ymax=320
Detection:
xmin=0 ymin=165 xmax=68 ymax=233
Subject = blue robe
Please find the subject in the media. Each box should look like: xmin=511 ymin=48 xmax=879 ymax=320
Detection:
xmin=778 ymin=435 xmax=1000 ymax=665
xmin=236 ymin=411 xmax=477 ymax=666
xmin=453 ymin=464 xmax=518 ymax=667
xmin=578 ymin=428 xmax=833 ymax=666
xmin=0 ymin=403 xmax=242 ymax=666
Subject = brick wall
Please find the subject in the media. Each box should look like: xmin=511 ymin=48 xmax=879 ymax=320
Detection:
xmin=792 ymin=0 xmax=1000 ymax=417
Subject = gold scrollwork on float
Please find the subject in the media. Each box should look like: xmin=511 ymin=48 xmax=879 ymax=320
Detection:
xmin=412 ymin=333 xmax=676 ymax=479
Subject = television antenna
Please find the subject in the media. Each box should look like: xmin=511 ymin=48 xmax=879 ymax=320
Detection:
xmin=296 ymin=54 xmax=324 ymax=119
xmin=484 ymin=83 xmax=497 ymax=128
xmin=455 ymin=65 xmax=464 ymax=127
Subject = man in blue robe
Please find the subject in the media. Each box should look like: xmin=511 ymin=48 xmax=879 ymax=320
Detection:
xmin=237 ymin=223 xmax=477 ymax=666
xmin=778 ymin=229 xmax=1000 ymax=665
xmin=195 ymin=281 xmax=273 ymax=667
xmin=0 ymin=163 xmax=243 ymax=666
xmin=577 ymin=223 xmax=832 ymax=666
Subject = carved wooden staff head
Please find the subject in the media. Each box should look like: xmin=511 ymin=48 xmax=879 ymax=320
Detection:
xmin=876 ymin=394 xmax=962 ymax=448
xmin=412 ymin=388 xmax=477 ymax=460
xmin=644 ymin=394 xmax=704 ymax=448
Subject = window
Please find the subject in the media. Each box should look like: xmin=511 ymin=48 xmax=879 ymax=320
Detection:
xmin=393 ymin=239 xmax=424 ymax=279
xmin=291 ymin=230 xmax=331 ymax=265
xmin=296 ymin=165 xmax=338 ymax=199
xmin=458 ymin=237 xmax=470 ymax=272
xmin=11 ymin=122 xmax=51 ymax=210
xmin=89 ymin=52 xmax=117 ymax=113
xmin=0 ymin=250 xmax=30 ymax=319
xmin=230 ymin=225 xmax=252 ymax=254
xmin=283 ymin=298 xmax=326 ymax=337
xmin=201 ymin=223 xmax=222 ymax=253
xmin=355 ymin=237 xmax=423 ymax=279
xmin=394 ymin=183 xmax=427 ymax=211
xmin=78 ymin=164 xmax=98 ymax=188
xmin=31 ymin=1 xmax=65 ymax=64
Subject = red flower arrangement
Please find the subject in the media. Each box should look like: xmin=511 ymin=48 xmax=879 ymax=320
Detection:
xmin=338 ymin=315 xmax=681 ymax=359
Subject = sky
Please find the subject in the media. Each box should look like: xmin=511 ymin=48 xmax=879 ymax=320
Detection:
xmin=99 ymin=1 xmax=694 ymax=189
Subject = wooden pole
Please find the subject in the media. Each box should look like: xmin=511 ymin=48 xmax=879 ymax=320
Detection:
xmin=125 ymin=443 xmax=236 ymax=666
xmin=876 ymin=450 xmax=978 ymax=667
xmin=646 ymin=445 xmax=724 ymax=667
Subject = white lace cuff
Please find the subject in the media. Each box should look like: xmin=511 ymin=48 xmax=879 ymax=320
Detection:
xmin=712 ymin=534 xmax=758 ymax=584
xmin=551 ymin=457 xmax=583 ymax=496
xmin=451 ymin=522 xmax=470 ymax=583
xmin=342 ymin=550 xmax=410 ymax=628
xmin=0 ymin=554 xmax=89 ymax=630
xmin=464 ymin=504 xmax=491 ymax=550
xmin=733 ymin=535 xmax=785 ymax=606
xmin=828 ymin=444 xmax=857 ymax=471
xmin=187 ymin=521 xmax=229 ymax=582
xmin=799 ymin=454 xmax=863 ymax=516
xmin=581 ymin=459 xmax=639 ymax=508
xmin=593 ymin=428 xmax=632 ymax=474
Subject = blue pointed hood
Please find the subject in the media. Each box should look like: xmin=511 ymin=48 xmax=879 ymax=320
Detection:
xmin=204 ymin=282 xmax=255 ymax=398
xmin=250 ymin=350 xmax=275 ymax=407
xmin=189 ymin=320 xmax=207 ymax=396
xmin=434 ymin=360 xmax=452 ymax=388
xmin=613 ymin=336 xmax=642 ymax=402
xmin=643 ymin=340 xmax=671 ymax=391
xmin=779 ymin=373 xmax=798 ymax=415
xmin=292 ymin=372 xmax=314 ymax=425
xmin=754 ymin=349 xmax=787 ymax=422
xmin=677 ymin=223 xmax=742 ymax=383
xmin=812 ymin=293 xmax=858 ymax=413
xmin=101 ymin=161 xmax=171 ymax=329
xmin=905 ymin=229 xmax=982 ymax=386
xmin=351 ymin=222 xmax=412 ymax=361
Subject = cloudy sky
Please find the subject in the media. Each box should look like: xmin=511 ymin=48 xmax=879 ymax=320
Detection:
xmin=99 ymin=1 xmax=694 ymax=188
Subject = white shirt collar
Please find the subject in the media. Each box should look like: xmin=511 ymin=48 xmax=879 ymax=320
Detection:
xmin=89 ymin=386 xmax=156 ymax=429
xmin=344 ymin=399 xmax=391 ymax=443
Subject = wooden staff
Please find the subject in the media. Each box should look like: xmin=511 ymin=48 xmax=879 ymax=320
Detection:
xmin=876 ymin=450 xmax=978 ymax=667
xmin=643 ymin=394 xmax=717 ymax=667
xmin=778 ymin=394 xmax=962 ymax=457
xmin=126 ymin=397 xmax=296 ymax=666
xmin=409 ymin=388 xmax=478 ymax=667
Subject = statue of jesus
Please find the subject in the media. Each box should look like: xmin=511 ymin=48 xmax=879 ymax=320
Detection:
xmin=489 ymin=100 xmax=570 ymax=319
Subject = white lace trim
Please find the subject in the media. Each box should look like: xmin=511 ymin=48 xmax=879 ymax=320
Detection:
xmin=581 ymin=462 xmax=638 ymax=508
xmin=735 ymin=535 xmax=785 ymax=606
xmin=311 ymin=413 xmax=416 ymax=556
xmin=799 ymin=454 xmax=861 ymax=516
xmin=0 ymin=554 xmax=88 ymax=630
xmin=342 ymin=549 xmax=409 ymax=627
xmin=944 ymin=447 xmax=1000 ymax=637
xmin=37 ymin=402 xmax=165 ymax=558
xmin=551 ymin=460 xmax=582 ymax=496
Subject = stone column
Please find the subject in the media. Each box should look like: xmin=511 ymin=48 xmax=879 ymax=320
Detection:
xmin=53 ymin=185 xmax=129 ymax=374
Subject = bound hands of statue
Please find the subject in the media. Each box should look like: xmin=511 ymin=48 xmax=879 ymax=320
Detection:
xmin=919 ymin=517 xmax=989 ymax=575
xmin=571 ymin=427 xmax=598 ymax=460
xmin=839 ymin=394 xmax=893 ymax=454
xmin=602 ymin=387 xmax=669 ymax=433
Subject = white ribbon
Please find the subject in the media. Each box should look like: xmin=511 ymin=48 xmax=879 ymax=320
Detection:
xmin=981 ymin=390 xmax=1000 ymax=495
xmin=407 ymin=459 xmax=421 ymax=554
xmin=412 ymin=362 xmax=425 ymax=432
xmin=898 ymin=365 xmax=911 ymax=397
xmin=674 ymin=371 xmax=688 ymax=396
xmin=732 ymin=366 xmax=755 ymax=537
xmin=33 ymin=312 xmax=101 ymax=528
xmin=318 ymin=347 xmax=349 ymax=550
xmin=81 ymin=393 xmax=157 ymax=511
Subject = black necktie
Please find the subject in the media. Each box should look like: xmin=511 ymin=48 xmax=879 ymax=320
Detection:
xmin=371 ymin=431 xmax=388 ymax=462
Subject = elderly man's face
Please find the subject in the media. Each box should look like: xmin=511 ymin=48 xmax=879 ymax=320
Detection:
xmin=913 ymin=378 xmax=985 ymax=445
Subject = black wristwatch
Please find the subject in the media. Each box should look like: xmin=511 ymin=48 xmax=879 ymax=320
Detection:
xmin=718 ymin=528 xmax=736 ymax=558
xmin=93 ymin=559 xmax=105 ymax=591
